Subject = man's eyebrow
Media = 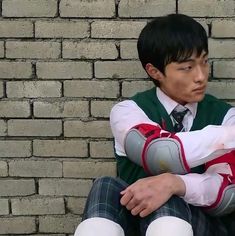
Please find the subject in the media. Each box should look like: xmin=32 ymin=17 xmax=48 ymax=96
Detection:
xmin=177 ymin=58 xmax=194 ymax=63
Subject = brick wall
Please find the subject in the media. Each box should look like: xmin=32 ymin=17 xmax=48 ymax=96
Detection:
xmin=0 ymin=0 xmax=234 ymax=235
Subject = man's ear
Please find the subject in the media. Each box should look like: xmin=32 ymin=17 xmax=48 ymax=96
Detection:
xmin=145 ymin=63 xmax=164 ymax=82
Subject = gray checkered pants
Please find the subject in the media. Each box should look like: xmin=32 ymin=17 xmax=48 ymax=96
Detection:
xmin=82 ymin=176 xmax=229 ymax=236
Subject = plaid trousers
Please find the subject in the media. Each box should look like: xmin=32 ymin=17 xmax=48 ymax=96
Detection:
xmin=82 ymin=176 xmax=229 ymax=236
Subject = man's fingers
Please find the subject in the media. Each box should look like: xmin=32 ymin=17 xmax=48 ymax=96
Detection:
xmin=139 ymin=203 xmax=157 ymax=218
xmin=120 ymin=191 xmax=133 ymax=206
xmin=131 ymin=204 xmax=145 ymax=216
xmin=125 ymin=197 xmax=140 ymax=210
xmin=139 ymin=208 xmax=152 ymax=218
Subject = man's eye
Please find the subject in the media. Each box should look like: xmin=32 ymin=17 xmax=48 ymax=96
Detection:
xmin=179 ymin=66 xmax=192 ymax=71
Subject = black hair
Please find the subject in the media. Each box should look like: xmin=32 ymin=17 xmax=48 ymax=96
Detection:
xmin=137 ymin=14 xmax=208 ymax=86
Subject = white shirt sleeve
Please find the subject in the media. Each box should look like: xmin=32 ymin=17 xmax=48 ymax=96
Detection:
xmin=110 ymin=101 xmax=235 ymax=206
xmin=222 ymin=107 xmax=235 ymax=125
xmin=178 ymin=172 xmax=223 ymax=206
xmin=178 ymin=107 xmax=235 ymax=206
xmin=110 ymin=100 xmax=159 ymax=156
xmin=178 ymin=162 xmax=232 ymax=206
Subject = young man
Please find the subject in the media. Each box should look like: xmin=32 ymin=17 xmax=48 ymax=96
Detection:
xmin=74 ymin=14 xmax=235 ymax=236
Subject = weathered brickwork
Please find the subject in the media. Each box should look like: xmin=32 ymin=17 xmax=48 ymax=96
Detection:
xmin=35 ymin=21 xmax=89 ymax=38
xmin=6 ymin=41 xmax=61 ymax=59
xmin=0 ymin=0 xmax=234 ymax=234
xmin=0 ymin=21 xmax=34 ymax=37
xmin=2 ymin=0 xmax=58 ymax=17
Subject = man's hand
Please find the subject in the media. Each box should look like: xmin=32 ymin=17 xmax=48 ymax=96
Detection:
xmin=120 ymin=173 xmax=186 ymax=217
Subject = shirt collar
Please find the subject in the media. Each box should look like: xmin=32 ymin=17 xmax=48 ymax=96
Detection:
xmin=156 ymin=87 xmax=198 ymax=118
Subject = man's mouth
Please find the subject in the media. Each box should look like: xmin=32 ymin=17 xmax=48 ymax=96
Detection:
xmin=193 ymin=86 xmax=206 ymax=92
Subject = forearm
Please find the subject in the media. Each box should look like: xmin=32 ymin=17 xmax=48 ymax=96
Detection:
xmin=124 ymin=123 xmax=235 ymax=175
xmin=176 ymin=125 xmax=235 ymax=168
xmin=177 ymin=172 xmax=223 ymax=206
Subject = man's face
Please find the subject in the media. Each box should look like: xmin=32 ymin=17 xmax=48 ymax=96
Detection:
xmin=158 ymin=51 xmax=209 ymax=105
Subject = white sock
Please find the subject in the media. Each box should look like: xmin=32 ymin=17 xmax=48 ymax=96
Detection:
xmin=74 ymin=217 xmax=125 ymax=236
xmin=146 ymin=216 xmax=193 ymax=236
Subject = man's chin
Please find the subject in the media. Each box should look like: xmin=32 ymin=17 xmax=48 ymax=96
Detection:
xmin=191 ymin=93 xmax=205 ymax=103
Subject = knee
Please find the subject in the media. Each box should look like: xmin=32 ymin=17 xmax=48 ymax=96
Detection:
xmin=146 ymin=216 xmax=193 ymax=236
xmin=82 ymin=177 xmax=128 ymax=224
xmin=74 ymin=217 xmax=125 ymax=236
xmin=84 ymin=176 xmax=128 ymax=210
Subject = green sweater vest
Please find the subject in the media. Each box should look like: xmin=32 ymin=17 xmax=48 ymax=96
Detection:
xmin=115 ymin=87 xmax=232 ymax=185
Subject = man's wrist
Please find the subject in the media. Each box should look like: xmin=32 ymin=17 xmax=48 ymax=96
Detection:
xmin=167 ymin=173 xmax=186 ymax=196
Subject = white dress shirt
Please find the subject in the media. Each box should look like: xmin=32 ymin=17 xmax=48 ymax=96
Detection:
xmin=110 ymin=87 xmax=235 ymax=206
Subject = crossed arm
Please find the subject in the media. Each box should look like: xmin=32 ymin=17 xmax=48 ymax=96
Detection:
xmin=110 ymin=100 xmax=235 ymax=217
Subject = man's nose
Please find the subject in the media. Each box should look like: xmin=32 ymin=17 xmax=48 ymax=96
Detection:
xmin=194 ymin=66 xmax=207 ymax=82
